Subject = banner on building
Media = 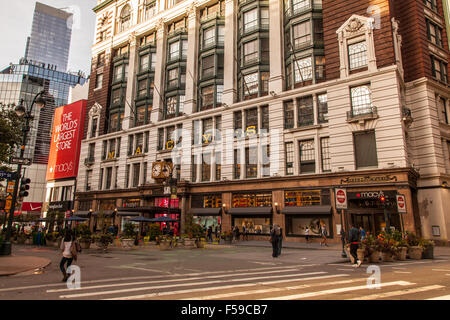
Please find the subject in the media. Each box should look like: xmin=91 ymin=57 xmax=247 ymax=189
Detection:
xmin=46 ymin=100 xmax=87 ymax=180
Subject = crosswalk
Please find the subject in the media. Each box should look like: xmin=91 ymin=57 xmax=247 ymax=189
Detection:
xmin=33 ymin=263 xmax=448 ymax=300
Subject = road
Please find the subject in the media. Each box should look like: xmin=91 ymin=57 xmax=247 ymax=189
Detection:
xmin=1 ymin=244 xmax=450 ymax=301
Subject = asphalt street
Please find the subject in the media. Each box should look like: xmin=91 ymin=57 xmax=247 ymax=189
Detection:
xmin=1 ymin=244 xmax=450 ymax=301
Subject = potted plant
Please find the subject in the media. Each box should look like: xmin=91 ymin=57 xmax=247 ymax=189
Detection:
xmin=78 ymin=224 xmax=93 ymax=249
xmin=380 ymin=238 xmax=396 ymax=262
xmin=361 ymin=234 xmax=380 ymax=263
xmin=406 ymin=232 xmax=423 ymax=259
xmin=159 ymin=235 xmax=173 ymax=250
xmin=184 ymin=222 xmax=204 ymax=249
xmin=94 ymin=233 xmax=113 ymax=252
xmin=121 ymin=222 xmax=136 ymax=249
xmin=420 ymin=239 xmax=435 ymax=259
xmin=221 ymin=231 xmax=234 ymax=245
xmin=148 ymin=223 xmax=162 ymax=243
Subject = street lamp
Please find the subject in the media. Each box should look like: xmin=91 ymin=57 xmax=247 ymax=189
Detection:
xmin=0 ymin=90 xmax=46 ymax=256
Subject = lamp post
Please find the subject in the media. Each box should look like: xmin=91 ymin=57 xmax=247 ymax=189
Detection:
xmin=0 ymin=90 xmax=45 ymax=256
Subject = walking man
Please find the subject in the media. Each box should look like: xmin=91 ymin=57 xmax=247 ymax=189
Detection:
xmin=305 ymin=226 xmax=310 ymax=243
xmin=270 ymin=224 xmax=282 ymax=258
xmin=320 ymin=224 xmax=328 ymax=247
xmin=349 ymin=224 xmax=362 ymax=267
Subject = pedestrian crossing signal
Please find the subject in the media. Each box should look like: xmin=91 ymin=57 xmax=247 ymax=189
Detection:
xmin=19 ymin=178 xmax=31 ymax=198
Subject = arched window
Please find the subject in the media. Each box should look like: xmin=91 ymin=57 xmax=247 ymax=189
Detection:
xmin=119 ymin=5 xmax=131 ymax=32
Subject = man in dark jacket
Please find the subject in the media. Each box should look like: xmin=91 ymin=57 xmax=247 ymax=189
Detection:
xmin=270 ymin=224 xmax=282 ymax=258
xmin=348 ymin=224 xmax=361 ymax=267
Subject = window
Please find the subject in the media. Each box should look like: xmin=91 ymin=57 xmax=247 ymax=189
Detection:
xmin=284 ymin=101 xmax=295 ymax=129
xmin=166 ymin=126 xmax=175 ymax=149
xmin=144 ymin=0 xmax=156 ymax=20
xmin=215 ymin=116 xmax=222 ymax=141
xmin=217 ymin=85 xmax=224 ymax=105
xmin=128 ymin=135 xmax=134 ymax=156
xmin=261 ymin=72 xmax=270 ymax=95
xmin=166 ymin=96 xmax=177 ymax=118
xmin=86 ymin=170 xmax=92 ymax=191
xmin=97 ymin=53 xmax=105 ymax=67
xmin=135 ymin=133 xmax=144 ymax=154
xmin=246 ymin=146 xmax=258 ymax=178
xmin=427 ymin=20 xmax=443 ymax=47
xmin=112 ymin=89 xmax=121 ymax=105
xmin=261 ymin=106 xmax=269 ymax=131
xmin=215 ymin=152 xmax=222 ymax=181
xmin=431 ymin=56 xmax=448 ymax=83
xmin=202 ymin=118 xmax=213 ymax=143
xmin=299 ymin=140 xmax=315 ymax=173
xmin=244 ymin=40 xmax=258 ymax=65
xmin=261 ymin=38 xmax=270 ymax=63
xmin=354 ymin=130 xmax=378 ymax=168
xmin=95 ymin=73 xmax=103 ymax=89
xmin=232 ymin=193 xmax=272 ymax=207
xmin=234 ymin=149 xmax=241 ymax=179
xmin=202 ymin=153 xmax=211 ymax=181
xmin=99 ymin=168 xmax=104 ymax=190
xmin=348 ymin=41 xmax=368 ymax=70
xmin=88 ymin=143 xmax=95 ymax=162
xmin=114 ymin=65 xmax=124 ymax=81
xmin=262 ymin=145 xmax=270 ymax=177
xmin=245 ymin=108 xmax=258 ymax=136
xmin=102 ymin=140 xmax=107 ymax=160
xmin=292 ymin=0 xmax=310 ymax=13
xmin=321 ymin=137 xmax=331 ymax=172
xmin=182 ymin=40 xmax=188 ymax=59
xmin=90 ymin=118 xmax=98 ymax=138
xmin=218 ymin=25 xmax=225 ymax=44
xmin=140 ymin=54 xmax=150 ymax=72
xmin=318 ymin=93 xmax=328 ymax=123
xmin=243 ymin=72 xmax=259 ymax=96
xmin=192 ymin=155 xmax=198 ymax=182
xmin=167 ymin=68 xmax=178 ymax=89
xmin=203 ymin=27 xmax=215 ymax=48
xmin=169 ymin=41 xmax=180 ymax=61
xmin=424 ymin=0 xmax=438 ymax=12
xmin=315 ymin=56 xmax=325 ymax=80
xmin=202 ymin=55 xmax=215 ymax=78
xmin=234 ymin=111 xmax=243 ymax=138
xmin=109 ymin=139 xmax=116 ymax=158
xmin=294 ymin=57 xmax=313 ymax=83
xmin=285 ymin=142 xmax=294 ymax=175
xmin=297 ymin=96 xmax=314 ymax=127
xmin=293 ymin=21 xmax=311 ymax=49
xmin=351 ymin=85 xmax=372 ymax=116
xmin=105 ymin=167 xmax=113 ymax=190
xmin=243 ymin=8 xmax=258 ymax=33
xmin=261 ymin=8 xmax=269 ymax=29
xmin=138 ymin=79 xmax=147 ymax=97
xmin=439 ymin=97 xmax=448 ymax=124
xmin=119 ymin=5 xmax=131 ymax=32
xmin=314 ymin=19 xmax=324 ymax=43
xmin=132 ymin=163 xmax=140 ymax=187
xmin=201 ymin=85 xmax=214 ymax=110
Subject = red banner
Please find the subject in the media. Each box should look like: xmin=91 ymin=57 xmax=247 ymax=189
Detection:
xmin=46 ymin=100 xmax=87 ymax=180
xmin=21 ymin=202 xmax=43 ymax=212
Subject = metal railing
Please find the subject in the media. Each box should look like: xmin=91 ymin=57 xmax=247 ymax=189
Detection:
xmin=347 ymin=106 xmax=378 ymax=120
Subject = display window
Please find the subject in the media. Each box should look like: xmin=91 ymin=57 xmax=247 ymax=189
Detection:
xmin=232 ymin=193 xmax=272 ymax=207
xmin=286 ymin=216 xmax=331 ymax=237
xmin=233 ymin=217 xmax=272 ymax=234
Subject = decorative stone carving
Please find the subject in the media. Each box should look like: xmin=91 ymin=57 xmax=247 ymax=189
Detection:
xmin=186 ymin=2 xmax=196 ymax=18
xmin=128 ymin=31 xmax=137 ymax=47
xmin=156 ymin=17 xmax=165 ymax=31
xmin=89 ymin=102 xmax=103 ymax=118
xmin=345 ymin=18 xmax=364 ymax=34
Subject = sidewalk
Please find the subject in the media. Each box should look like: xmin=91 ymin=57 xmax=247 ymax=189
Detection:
xmin=0 ymin=255 xmax=52 ymax=276
xmin=234 ymin=240 xmax=342 ymax=251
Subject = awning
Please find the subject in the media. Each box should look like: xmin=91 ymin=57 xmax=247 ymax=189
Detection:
xmin=190 ymin=208 xmax=222 ymax=216
xmin=92 ymin=210 xmax=114 ymax=216
xmin=117 ymin=211 xmax=140 ymax=216
xmin=282 ymin=205 xmax=332 ymax=215
xmin=118 ymin=206 xmax=181 ymax=214
xmin=74 ymin=211 xmax=91 ymax=217
xmin=229 ymin=207 xmax=273 ymax=215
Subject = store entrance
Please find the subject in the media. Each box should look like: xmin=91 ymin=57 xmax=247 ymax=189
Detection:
xmin=351 ymin=214 xmax=372 ymax=235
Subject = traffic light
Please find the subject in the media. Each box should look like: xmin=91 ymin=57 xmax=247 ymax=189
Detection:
xmin=19 ymin=178 xmax=31 ymax=198
xmin=379 ymin=195 xmax=386 ymax=205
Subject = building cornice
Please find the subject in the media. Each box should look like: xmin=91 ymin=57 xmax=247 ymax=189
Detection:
xmin=93 ymin=0 xmax=116 ymax=13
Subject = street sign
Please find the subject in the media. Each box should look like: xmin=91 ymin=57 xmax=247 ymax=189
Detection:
xmin=5 ymin=200 xmax=11 ymax=211
xmin=335 ymin=188 xmax=348 ymax=210
xmin=10 ymin=157 xmax=32 ymax=166
xmin=396 ymin=194 xmax=407 ymax=213
xmin=0 ymin=171 xmax=16 ymax=180
xmin=7 ymin=182 xmax=15 ymax=193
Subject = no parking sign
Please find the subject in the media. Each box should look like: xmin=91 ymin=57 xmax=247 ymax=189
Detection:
xmin=396 ymin=194 xmax=406 ymax=213
xmin=335 ymin=188 xmax=347 ymax=210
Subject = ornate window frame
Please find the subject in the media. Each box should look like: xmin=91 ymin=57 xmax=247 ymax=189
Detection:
xmin=336 ymin=15 xmax=377 ymax=78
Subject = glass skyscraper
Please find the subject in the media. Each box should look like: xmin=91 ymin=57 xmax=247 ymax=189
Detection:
xmin=24 ymin=2 xmax=73 ymax=72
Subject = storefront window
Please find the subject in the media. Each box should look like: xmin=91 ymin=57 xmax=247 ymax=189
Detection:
xmin=232 ymin=193 xmax=272 ymax=207
xmin=193 ymin=216 xmax=221 ymax=230
xmin=286 ymin=216 xmax=331 ymax=236
xmin=285 ymin=190 xmax=321 ymax=206
xmin=233 ymin=217 xmax=271 ymax=234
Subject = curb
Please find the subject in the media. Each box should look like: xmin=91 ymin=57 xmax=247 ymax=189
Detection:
xmin=0 ymin=256 xmax=52 ymax=277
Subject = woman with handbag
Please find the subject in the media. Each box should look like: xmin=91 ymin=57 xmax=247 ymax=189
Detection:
xmin=59 ymin=230 xmax=80 ymax=282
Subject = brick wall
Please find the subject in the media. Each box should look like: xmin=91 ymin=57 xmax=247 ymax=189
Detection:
xmin=323 ymin=0 xmax=397 ymax=80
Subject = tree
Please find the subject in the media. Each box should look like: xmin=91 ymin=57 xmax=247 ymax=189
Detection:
xmin=0 ymin=103 xmax=23 ymax=171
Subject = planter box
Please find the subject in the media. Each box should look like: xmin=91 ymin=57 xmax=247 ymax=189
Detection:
xmin=369 ymin=251 xmax=381 ymax=263
xmin=80 ymin=240 xmax=91 ymax=250
xmin=121 ymin=239 xmax=134 ymax=249
xmin=381 ymin=252 xmax=394 ymax=262
xmin=395 ymin=247 xmax=407 ymax=261
xmin=357 ymin=249 xmax=365 ymax=263
xmin=422 ymin=246 xmax=434 ymax=259
xmin=408 ymin=246 xmax=423 ymax=260
xmin=183 ymin=238 xmax=196 ymax=249
xmin=159 ymin=242 xmax=171 ymax=250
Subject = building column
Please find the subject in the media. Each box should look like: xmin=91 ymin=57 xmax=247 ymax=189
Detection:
xmin=151 ymin=24 xmax=166 ymax=123
xmin=222 ymin=0 xmax=237 ymax=105
xmin=184 ymin=6 xmax=199 ymax=115
xmin=123 ymin=34 xmax=138 ymax=130
xmin=268 ymin=0 xmax=284 ymax=93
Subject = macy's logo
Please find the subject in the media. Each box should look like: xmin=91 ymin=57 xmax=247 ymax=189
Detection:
xmin=49 ymin=162 xmax=74 ymax=174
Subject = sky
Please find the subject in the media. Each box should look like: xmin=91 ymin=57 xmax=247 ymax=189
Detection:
xmin=0 ymin=0 xmax=97 ymax=75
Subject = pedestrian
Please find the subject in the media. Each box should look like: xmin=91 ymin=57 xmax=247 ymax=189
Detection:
xmin=242 ymin=225 xmax=248 ymax=241
xmin=207 ymin=226 xmax=213 ymax=242
xmin=213 ymin=225 xmax=218 ymax=239
xmin=305 ymin=226 xmax=310 ymax=243
xmin=59 ymin=230 xmax=80 ymax=282
xmin=36 ymin=225 xmax=42 ymax=247
xmin=270 ymin=224 xmax=282 ymax=258
xmin=320 ymin=224 xmax=328 ymax=247
xmin=348 ymin=224 xmax=362 ymax=267
xmin=233 ymin=226 xmax=240 ymax=242
xmin=360 ymin=226 xmax=367 ymax=241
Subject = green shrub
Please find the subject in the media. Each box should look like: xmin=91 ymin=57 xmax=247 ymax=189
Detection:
xmin=148 ymin=223 xmax=162 ymax=241
xmin=122 ymin=222 xmax=137 ymax=239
